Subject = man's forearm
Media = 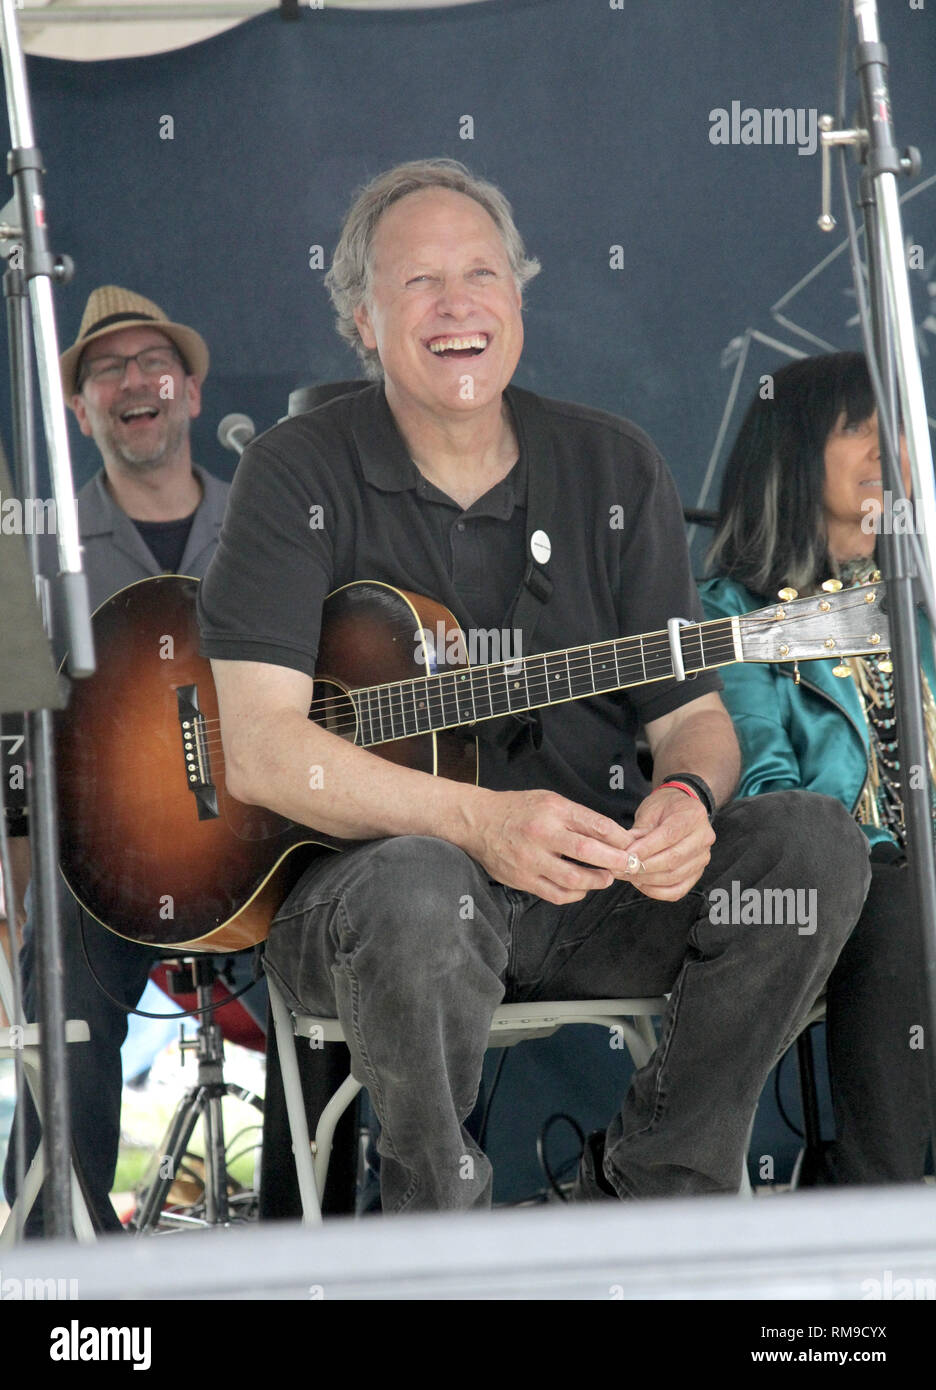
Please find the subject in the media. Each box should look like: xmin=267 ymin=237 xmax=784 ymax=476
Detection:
xmin=227 ymin=709 xmax=489 ymax=850
xmin=650 ymin=710 xmax=740 ymax=809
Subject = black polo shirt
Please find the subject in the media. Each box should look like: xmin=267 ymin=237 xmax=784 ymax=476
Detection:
xmin=198 ymin=382 xmax=721 ymax=825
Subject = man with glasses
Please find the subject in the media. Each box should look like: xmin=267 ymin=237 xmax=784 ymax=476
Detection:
xmin=61 ymin=285 xmax=225 ymax=594
xmin=2 ymin=286 xmax=248 ymax=1233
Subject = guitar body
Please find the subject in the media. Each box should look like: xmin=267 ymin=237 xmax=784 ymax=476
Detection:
xmin=56 ymin=576 xmax=477 ymax=951
xmin=57 ymin=572 xmax=886 ymax=951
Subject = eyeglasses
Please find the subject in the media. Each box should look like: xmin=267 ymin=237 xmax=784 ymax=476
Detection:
xmin=80 ymin=347 xmax=183 ymax=386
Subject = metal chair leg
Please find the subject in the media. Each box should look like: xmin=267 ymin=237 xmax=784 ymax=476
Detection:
xmin=313 ymin=1074 xmax=364 ymax=1201
xmin=267 ymin=974 xmax=323 ymax=1225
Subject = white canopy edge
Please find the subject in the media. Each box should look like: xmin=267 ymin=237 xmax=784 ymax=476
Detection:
xmin=13 ymin=0 xmax=489 ymax=62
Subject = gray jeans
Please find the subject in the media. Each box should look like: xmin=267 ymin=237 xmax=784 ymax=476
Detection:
xmin=264 ymin=791 xmax=871 ymax=1211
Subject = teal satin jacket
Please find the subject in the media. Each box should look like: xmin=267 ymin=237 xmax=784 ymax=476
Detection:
xmin=699 ymin=575 xmax=936 ymax=852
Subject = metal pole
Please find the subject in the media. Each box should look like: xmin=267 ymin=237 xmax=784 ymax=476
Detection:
xmin=0 ymin=0 xmax=96 ymax=1236
xmin=3 ymin=261 xmax=74 ymax=1239
xmin=850 ymin=0 xmax=936 ymax=1145
xmin=1 ymin=0 xmax=93 ymax=676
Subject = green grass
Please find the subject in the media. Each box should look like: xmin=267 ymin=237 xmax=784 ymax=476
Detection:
xmin=114 ymin=1146 xmax=153 ymax=1195
xmin=116 ymin=1140 xmax=260 ymax=1200
xmin=114 ymin=1045 xmax=264 ymax=1211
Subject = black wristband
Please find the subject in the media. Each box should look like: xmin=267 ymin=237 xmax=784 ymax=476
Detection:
xmin=659 ymin=772 xmax=716 ymax=821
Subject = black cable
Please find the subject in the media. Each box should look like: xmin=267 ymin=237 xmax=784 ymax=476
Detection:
xmin=476 ymin=1047 xmax=509 ymax=1149
xmin=224 ymin=1122 xmax=264 ymax=1156
xmin=78 ymin=908 xmax=259 ymax=1021
xmin=536 ymin=1111 xmax=585 ymax=1202
xmin=224 ymin=1142 xmax=264 ymax=1172
xmin=835 ymin=0 xmax=848 ymax=134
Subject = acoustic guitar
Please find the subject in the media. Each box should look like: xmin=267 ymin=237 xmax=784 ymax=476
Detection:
xmin=56 ymin=575 xmax=889 ymax=952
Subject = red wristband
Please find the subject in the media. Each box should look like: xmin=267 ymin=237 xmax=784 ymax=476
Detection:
xmin=656 ymin=773 xmax=715 ymax=820
xmin=658 ymin=780 xmax=702 ymax=803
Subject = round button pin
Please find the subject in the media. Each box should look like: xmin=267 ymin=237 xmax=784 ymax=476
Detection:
xmin=530 ymin=529 xmax=551 ymax=564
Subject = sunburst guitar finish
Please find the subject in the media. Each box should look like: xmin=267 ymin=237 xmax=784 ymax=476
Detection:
xmin=56 ymin=573 xmax=889 ymax=950
xmin=56 ymin=576 xmax=477 ymax=951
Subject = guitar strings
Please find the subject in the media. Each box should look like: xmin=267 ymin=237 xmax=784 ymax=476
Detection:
xmin=189 ymin=603 xmax=878 ymax=750
xmin=192 ymin=624 xmax=738 ymax=735
xmin=189 ymin=631 xmax=741 ymax=750
xmin=190 ymin=653 xmax=739 ymax=755
xmin=182 ymin=597 xmax=880 ymax=752
xmin=198 ymin=598 xmax=877 ymax=732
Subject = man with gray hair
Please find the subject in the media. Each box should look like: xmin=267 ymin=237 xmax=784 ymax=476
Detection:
xmin=199 ymin=159 xmax=871 ymax=1209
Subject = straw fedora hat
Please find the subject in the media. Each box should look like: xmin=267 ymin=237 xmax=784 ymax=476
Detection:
xmin=60 ymin=285 xmax=210 ymax=398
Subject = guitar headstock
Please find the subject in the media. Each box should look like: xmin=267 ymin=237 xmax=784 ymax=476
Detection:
xmin=738 ymin=581 xmax=890 ymax=665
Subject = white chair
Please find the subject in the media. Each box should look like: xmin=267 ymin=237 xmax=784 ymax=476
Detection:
xmin=0 ymin=1014 xmax=96 ymax=1245
xmin=265 ymin=975 xmax=770 ymax=1221
xmin=0 ymin=928 xmax=97 ymax=1243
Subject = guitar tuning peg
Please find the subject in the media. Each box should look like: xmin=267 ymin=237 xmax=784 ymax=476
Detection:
xmin=777 ymin=587 xmax=798 ymax=602
xmin=878 ymin=658 xmax=893 ymax=673
xmin=832 ymin=664 xmax=853 ymax=678
xmin=793 ymin=660 xmax=801 ymax=686
xmin=870 ymin=570 xmax=881 ymax=583
xmin=822 ymin=579 xmax=844 ymax=593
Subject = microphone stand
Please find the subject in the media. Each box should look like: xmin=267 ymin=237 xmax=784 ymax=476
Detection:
xmin=0 ymin=0 xmax=95 ymax=1237
xmin=820 ymin=0 xmax=936 ymax=1145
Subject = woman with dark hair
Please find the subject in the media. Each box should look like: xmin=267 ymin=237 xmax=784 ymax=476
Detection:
xmin=700 ymin=350 xmax=932 ymax=1185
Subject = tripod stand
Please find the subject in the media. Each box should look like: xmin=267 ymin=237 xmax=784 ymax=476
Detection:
xmin=130 ymin=957 xmax=263 ymax=1233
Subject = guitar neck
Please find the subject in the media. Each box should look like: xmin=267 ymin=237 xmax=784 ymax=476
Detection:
xmin=350 ymin=617 xmax=739 ymax=747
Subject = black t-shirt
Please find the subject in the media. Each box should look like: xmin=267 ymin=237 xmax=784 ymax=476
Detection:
xmin=132 ymin=512 xmax=196 ymax=574
xmin=198 ymin=383 xmax=721 ymax=825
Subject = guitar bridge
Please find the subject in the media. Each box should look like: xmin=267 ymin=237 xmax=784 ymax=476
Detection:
xmin=177 ymin=684 xmax=219 ymax=820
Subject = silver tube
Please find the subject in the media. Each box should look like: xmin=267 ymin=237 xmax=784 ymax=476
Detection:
xmin=1 ymin=0 xmax=36 ymax=147
xmin=852 ymin=0 xmax=880 ymax=44
xmin=28 ymin=278 xmax=84 ymax=573
xmin=876 ymin=173 xmax=936 ymax=678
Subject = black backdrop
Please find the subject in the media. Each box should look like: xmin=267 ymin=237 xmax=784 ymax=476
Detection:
xmin=2 ymin=0 xmax=934 ymax=1198
xmin=4 ymin=0 xmax=934 ymax=515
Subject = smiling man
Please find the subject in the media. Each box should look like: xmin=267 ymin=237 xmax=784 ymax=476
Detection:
xmin=2 ymin=287 xmax=257 ymax=1234
xmin=199 ymin=159 xmax=872 ymax=1210
xmin=61 ymin=285 xmax=220 ymax=590
xmin=349 ymin=185 xmax=525 ymax=512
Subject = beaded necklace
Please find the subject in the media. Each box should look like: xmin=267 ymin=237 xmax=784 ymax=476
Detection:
xmin=837 ymin=557 xmax=936 ymax=847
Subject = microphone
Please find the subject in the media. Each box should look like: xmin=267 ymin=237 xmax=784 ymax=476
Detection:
xmin=217 ymin=413 xmax=255 ymax=456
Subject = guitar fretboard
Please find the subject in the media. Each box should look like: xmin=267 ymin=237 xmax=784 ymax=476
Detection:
xmin=348 ymin=619 xmax=738 ymax=747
